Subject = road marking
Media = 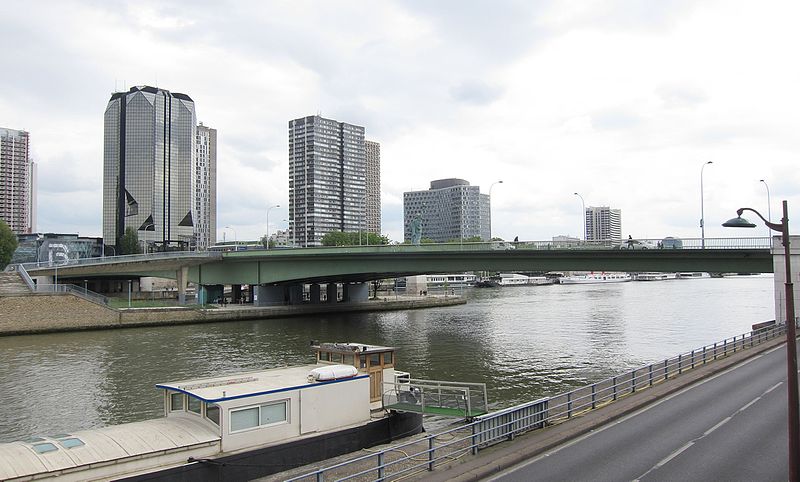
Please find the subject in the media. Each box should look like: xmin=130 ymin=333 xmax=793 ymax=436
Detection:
xmin=489 ymin=347 xmax=782 ymax=481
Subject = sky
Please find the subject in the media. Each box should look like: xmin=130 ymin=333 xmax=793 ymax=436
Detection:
xmin=2 ymin=0 xmax=798 ymax=243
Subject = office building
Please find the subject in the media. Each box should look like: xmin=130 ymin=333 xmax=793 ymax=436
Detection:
xmin=365 ymin=140 xmax=381 ymax=234
xmin=403 ymin=179 xmax=490 ymax=243
xmin=103 ymin=86 xmax=197 ymax=251
xmin=195 ymin=123 xmax=217 ymax=250
xmin=585 ymin=206 xmax=622 ymax=241
xmin=288 ymin=115 xmax=366 ymax=247
xmin=0 ymin=128 xmax=35 ymax=234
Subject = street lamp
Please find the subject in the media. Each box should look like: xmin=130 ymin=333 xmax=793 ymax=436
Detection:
xmin=761 ymin=179 xmax=773 ymax=241
xmin=700 ymin=161 xmax=713 ymax=248
xmin=265 ymin=204 xmax=280 ymax=250
xmin=224 ymin=226 xmax=237 ymax=251
xmin=574 ymin=193 xmax=586 ymax=241
xmin=723 ymin=200 xmax=797 ymax=481
xmin=488 ymin=180 xmax=503 ymax=239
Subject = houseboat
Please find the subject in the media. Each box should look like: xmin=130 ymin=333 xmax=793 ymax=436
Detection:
xmin=559 ymin=272 xmax=632 ymax=284
xmin=496 ymin=273 xmax=555 ymax=286
xmin=0 ymin=342 xmax=422 ymax=482
xmin=634 ymin=272 xmax=677 ymax=281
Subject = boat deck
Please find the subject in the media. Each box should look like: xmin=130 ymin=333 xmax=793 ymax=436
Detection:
xmin=384 ymin=402 xmax=488 ymax=418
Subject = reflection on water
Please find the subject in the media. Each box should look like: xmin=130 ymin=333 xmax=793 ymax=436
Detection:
xmin=0 ymin=276 xmax=774 ymax=442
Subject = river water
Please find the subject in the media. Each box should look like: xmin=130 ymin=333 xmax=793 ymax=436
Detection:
xmin=0 ymin=275 xmax=775 ymax=443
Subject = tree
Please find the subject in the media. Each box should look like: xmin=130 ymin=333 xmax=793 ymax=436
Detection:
xmin=321 ymin=231 xmax=390 ymax=247
xmin=119 ymin=227 xmax=143 ymax=255
xmin=371 ymin=279 xmax=383 ymax=299
xmin=0 ymin=220 xmax=18 ymax=270
xmin=260 ymin=235 xmax=276 ymax=249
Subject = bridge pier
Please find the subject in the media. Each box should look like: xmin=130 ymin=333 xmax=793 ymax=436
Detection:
xmin=309 ymin=283 xmax=321 ymax=304
xmin=232 ymin=284 xmax=242 ymax=304
xmin=772 ymin=235 xmax=800 ymax=324
xmin=253 ymin=285 xmax=284 ymax=306
xmin=176 ymin=266 xmax=189 ymax=305
xmin=343 ymin=282 xmax=369 ymax=302
xmin=198 ymin=284 xmax=224 ymax=304
xmin=327 ymin=283 xmax=339 ymax=303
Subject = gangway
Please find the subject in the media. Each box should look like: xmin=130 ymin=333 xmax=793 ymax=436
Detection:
xmin=382 ymin=374 xmax=488 ymax=420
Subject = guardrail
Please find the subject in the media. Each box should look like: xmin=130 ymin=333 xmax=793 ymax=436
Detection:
xmin=382 ymin=378 xmax=489 ymax=419
xmin=31 ymin=284 xmax=110 ymax=306
xmin=286 ymin=322 xmax=788 ymax=481
xmin=18 ymin=250 xmax=221 ymax=272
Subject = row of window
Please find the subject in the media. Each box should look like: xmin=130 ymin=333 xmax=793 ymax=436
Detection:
xmin=169 ymin=392 xmax=288 ymax=433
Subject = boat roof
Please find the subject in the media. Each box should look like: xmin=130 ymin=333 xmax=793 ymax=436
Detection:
xmin=312 ymin=342 xmax=396 ymax=355
xmin=157 ymin=364 xmax=367 ymax=403
xmin=0 ymin=417 xmax=218 ymax=481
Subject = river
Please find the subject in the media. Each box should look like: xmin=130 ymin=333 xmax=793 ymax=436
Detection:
xmin=0 ymin=275 xmax=774 ymax=442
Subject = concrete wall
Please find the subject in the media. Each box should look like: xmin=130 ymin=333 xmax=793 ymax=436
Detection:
xmin=772 ymin=235 xmax=800 ymax=324
xmin=0 ymin=293 xmax=120 ymax=334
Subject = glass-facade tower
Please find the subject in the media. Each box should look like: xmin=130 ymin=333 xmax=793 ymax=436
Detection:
xmin=288 ymin=115 xmax=366 ymax=247
xmin=403 ymin=179 xmax=491 ymax=243
xmin=103 ymin=86 xmax=197 ymax=251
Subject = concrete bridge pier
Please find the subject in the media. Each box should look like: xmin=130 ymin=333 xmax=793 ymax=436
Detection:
xmin=198 ymin=284 xmax=224 ymax=305
xmin=176 ymin=266 xmax=189 ymax=305
xmin=772 ymin=235 xmax=800 ymax=324
xmin=327 ymin=283 xmax=338 ymax=303
xmin=288 ymin=285 xmax=304 ymax=304
xmin=309 ymin=283 xmax=321 ymax=304
xmin=253 ymin=285 xmax=284 ymax=306
xmin=343 ymin=282 xmax=369 ymax=302
xmin=232 ymin=284 xmax=242 ymax=304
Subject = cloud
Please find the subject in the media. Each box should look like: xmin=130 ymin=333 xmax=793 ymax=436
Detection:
xmin=450 ymin=81 xmax=504 ymax=105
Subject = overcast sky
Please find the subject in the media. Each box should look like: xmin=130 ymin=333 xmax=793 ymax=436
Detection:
xmin=2 ymin=0 xmax=798 ymax=243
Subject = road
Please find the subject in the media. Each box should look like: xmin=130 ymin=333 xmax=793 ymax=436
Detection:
xmin=490 ymin=343 xmax=792 ymax=481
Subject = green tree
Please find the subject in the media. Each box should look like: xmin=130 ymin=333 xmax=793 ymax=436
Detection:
xmin=0 ymin=220 xmax=18 ymax=270
xmin=260 ymin=235 xmax=276 ymax=249
xmin=119 ymin=227 xmax=143 ymax=255
xmin=322 ymin=231 xmax=390 ymax=247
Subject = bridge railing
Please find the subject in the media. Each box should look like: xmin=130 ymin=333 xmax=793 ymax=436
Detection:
xmin=286 ymin=322 xmax=788 ymax=481
xmin=19 ymin=251 xmax=221 ymax=272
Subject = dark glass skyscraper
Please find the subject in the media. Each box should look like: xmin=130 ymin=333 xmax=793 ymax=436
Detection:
xmin=102 ymin=86 xmax=197 ymax=251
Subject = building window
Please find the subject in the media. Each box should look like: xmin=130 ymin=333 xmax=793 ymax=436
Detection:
xmin=229 ymin=400 xmax=289 ymax=433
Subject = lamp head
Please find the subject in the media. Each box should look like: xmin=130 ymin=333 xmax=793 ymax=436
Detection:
xmin=722 ymin=216 xmax=756 ymax=228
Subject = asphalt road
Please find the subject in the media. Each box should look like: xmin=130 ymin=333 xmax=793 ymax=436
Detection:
xmin=490 ymin=343 xmax=792 ymax=481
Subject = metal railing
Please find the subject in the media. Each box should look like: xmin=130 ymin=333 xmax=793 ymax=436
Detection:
xmin=18 ymin=251 xmax=221 ymax=272
xmin=287 ymin=323 xmax=787 ymax=481
xmin=31 ymin=284 xmax=110 ymax=306
xmin=382 ymin=378 xmax=489 ymax=419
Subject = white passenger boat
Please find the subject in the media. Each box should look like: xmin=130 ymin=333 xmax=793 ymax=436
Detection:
xmin=0 ymin=342 xmax=423 ymax=482
xmin=559 ymin=272 xmax=632 ymax=284
xmin=634 ymin=272 xmax=677 ymax=281
xmin=676 ymin=272 xmax=711 ymax=279
xmin=497 ymin=273 xmax=555 ymax=286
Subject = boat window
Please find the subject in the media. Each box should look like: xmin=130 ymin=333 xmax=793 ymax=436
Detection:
xmin=229 ymin=400 xmax=288 ymax=433
xmin=332 ymin=353 xmax=343 ymax=363
xmin=188 ymin=397 xmax=202 ymax=414
xmin=205 ymin=404 xmax=220 ymax=425
xmin=170 ymin=392 xmax=184 ymax=411
xmin=370 ymin=353 xmax=381 ymax=367
xmin=319 ymin=351 xmax=330 ymax=362
xmin=343 ymin=354 xmax=355 ymax=366
xmin=383 ymin=352 xmax=393 ymax=365
xmin=32 ymin=442 xmax=58 ymax=454
xmin=260 ymin=401 xmax=288 ymax=425
xmin=231 ymin=407 xmax=259 ymax=432
xmin=59 ymin=438 xmax=84 ymax=449
xmin=359 ymin=355 xmax=367 ymax=368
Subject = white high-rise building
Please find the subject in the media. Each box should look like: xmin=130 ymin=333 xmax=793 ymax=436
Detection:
xmin=194 ymin=123 xmax=217 ymax=250
xmin=288 ymin=115 xmax=366 ymax=247
xmin=103 ymin=86 xmax=197 ymax=252
xmin=0 ymin=128 xmax=35 ymax=234
xmin=365 ymin=140 xmax=381 ymax=235
xmin=585 ymin=206 xmax=622 ymax=241
xmin=403 ymin=179 xmax=490 ymax=243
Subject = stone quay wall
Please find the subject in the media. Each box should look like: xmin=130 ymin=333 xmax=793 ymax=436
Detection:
xmin=0 ymin=293 xmax=466 ymax=336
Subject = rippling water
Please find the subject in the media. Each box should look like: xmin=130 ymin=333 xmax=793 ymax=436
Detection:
xmin=0 ymin=275 xmax=774 ymax=442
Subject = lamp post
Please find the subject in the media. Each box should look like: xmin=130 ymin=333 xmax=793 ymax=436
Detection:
xmin=488 ymin=180 xmax=503 ymax=239
xmin=723 ymin=200 xmax=797 ymax=481
xmin=265 ymin=204 xmax=280 ymax=250
xmin=700 ymin=161 xmax=713 ymax=248
xmin=761 ymin=179 xmax=773 ymax=241
xmin=224 ymin=226 xmax=237 ymax=251
xmin=574 ymin=192 xmax=586 ymax=241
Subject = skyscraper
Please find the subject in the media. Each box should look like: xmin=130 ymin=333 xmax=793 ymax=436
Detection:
xmin=103 ymin=86 xmax=197 ymax=251
xmin=288 ymin=115 xmax=366 ymax=247
xmin=585 ymin=206 xmax=622 ymax=241
xmin=195 ymin=123 xmax=217 ymax=250
xmin=364 ymin=140 xmax=381 ymax=234
xmin=0 ymin=127 xmax=35 ymax=234
xmin=403 ymin=179 xmax=490 ymax=243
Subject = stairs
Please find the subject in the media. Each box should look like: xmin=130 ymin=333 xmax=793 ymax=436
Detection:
xmin=0 ymin=272 xmax=32 ymax=295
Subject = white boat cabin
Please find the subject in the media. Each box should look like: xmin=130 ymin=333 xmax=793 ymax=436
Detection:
xmin=311 ymin=342 xmax=400 ymax=405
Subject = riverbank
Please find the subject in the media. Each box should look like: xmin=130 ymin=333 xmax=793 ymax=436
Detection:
xmin=0 ymin=293 xmax=466 ymax=336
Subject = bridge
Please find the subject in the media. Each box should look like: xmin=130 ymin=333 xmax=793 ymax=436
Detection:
xmin=15 ymin=236 xmax=780 ymax=307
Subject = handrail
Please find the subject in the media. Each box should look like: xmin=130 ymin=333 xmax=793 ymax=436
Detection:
xmin=33 ymin=284 xmax=110 ymax=306
xmin=20 ymin=251 xmax=221 ymax=272
xmin=287 ymin=322 xmax=787 ymax=481
xmin=13 ymin=264 xmax=36 ymax=291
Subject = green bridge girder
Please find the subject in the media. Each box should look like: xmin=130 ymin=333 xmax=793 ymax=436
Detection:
xmin=25 ymin=244 xmax=773 ymax=285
